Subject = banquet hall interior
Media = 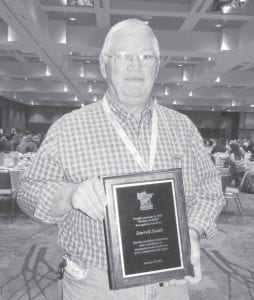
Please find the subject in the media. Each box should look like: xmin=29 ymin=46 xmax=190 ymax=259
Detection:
xmin=0 ymin=0 xmax=254 ymax=299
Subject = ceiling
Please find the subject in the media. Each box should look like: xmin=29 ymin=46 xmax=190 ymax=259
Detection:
xmin=1 ymin=0 xmax=254 ymax=112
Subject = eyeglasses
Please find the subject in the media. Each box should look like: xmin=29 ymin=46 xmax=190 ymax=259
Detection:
xmin=106 ymin=53 xmax=158 ymax=67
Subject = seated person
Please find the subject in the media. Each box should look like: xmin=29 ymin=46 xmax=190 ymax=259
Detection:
xmin=11 ymin=128 xmax=23 ymax=151
xmin=18 ymin=134 xmax=38 ymax=154
xmin=210 ymin=138 xmax=227 ymax=166
xmin=247 ymin=141 xmax=254 ymax=161
xmin=32 ymin=135 xmax=41 ymax=148
xmin=211 ymin=138 xmax=227 ymax=155
xmin=4 ymin=135 xmax=12 ymax=152
xmin=224 ymin=143 xmax=247 ymax=187
xmin=0 ymin=134 xmax=12 ymax=153
xmin=0 ymin=140 xmax=5 ymax=152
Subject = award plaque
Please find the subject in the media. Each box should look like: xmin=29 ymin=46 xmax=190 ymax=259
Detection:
xmin=103 ymin=169 xmax=193 ymax=290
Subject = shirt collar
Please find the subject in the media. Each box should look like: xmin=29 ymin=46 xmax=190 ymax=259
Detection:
xmin=105 ymin=91 xmax=155 ymax=123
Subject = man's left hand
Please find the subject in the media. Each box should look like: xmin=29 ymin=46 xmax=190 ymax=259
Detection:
xmin=184 ymin=229 xmax=202 ymax=284
xmin=168 ymin=229 xmax=202 ymax=286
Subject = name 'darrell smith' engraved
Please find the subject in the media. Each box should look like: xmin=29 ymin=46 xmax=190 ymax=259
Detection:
xmin=136 ymin=228 xmax=163 ymax=236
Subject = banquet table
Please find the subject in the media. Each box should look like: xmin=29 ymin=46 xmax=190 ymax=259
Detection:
xmin=0 ymin=152 xmax=32 ymax=192
xmin=0 ymin=167 xmax=25 ymax=191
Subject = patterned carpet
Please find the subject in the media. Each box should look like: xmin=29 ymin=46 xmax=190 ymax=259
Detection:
xmin=0 ymin=193 xmax=253 ymax=300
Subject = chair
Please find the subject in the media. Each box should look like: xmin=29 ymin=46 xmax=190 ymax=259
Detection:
xmin=224 ymin=169 xmax=249 ymax=219
xmin=0 ymin=169 xmax=16 ymax=216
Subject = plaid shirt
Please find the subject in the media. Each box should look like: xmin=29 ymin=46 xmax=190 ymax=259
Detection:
xmin=17 ymin=97 xmax=224 ymax=269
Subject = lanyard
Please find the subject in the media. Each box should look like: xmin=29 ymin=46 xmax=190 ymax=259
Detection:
xmin=102 ymin=96 xmax=158 ymax=172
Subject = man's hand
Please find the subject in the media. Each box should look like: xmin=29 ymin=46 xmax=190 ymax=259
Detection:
xmin=184 ymin=229 xmax=202 ymax=284
xmin=71 ymin=177 xmax=107 ymax=220
xmin=168 ymin=229 xmax=202 ymax=286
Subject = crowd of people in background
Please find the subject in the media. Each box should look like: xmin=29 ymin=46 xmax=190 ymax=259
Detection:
xmin=1 ymin=127 xmax=254 ymax=166
xmin=204 ymin=137 xmax=254 ymax=160
xmin=204 ymin=137 xmax=254 ymax=189
xmin=0 ymin=128 xmax=45 ymax=154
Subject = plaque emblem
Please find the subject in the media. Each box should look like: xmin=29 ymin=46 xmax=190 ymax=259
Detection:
xmin=137 ymin=191 xmax=154 ymax=211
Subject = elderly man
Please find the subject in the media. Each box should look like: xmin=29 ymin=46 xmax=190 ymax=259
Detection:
xmin=17 ymin=19 xmax=224 ymax=299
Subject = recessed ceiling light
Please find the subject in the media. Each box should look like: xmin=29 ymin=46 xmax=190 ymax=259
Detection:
xmin=188 ymin=91 xmax=193 ymax=97
xmin=215 ymin=24 xmax=222 ymax=28
xmin=250 ymin=104 xmax=254 ymax=107
xmin=69 ymin=17 xmax=76 ymax=21
xmin=46 ymin=66 xmax=51 ymax=76
xmin=88 ymin=84 xmax=92 ymax=93
xmin=164 ymin=85 xmax=170 ymax=96
xmin=222 ymin=5 xmax=231 ymax=14
xmin=208 ymin=57 xmax=212 ymax=61
xmin=178 ymin=64 xmax=183 ymax=67
xmin=142 ymin=15 xmax=152 ymax=24
xmin=86 ymin=60 xmax=90 ymax=63
xmin=173 ymin=100 xmax=176 ymax=105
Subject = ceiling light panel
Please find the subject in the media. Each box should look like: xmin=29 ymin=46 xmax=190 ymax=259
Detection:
xmin=0 ymin=55 xmax=18 ymax=62
xmin=46 ymin=12 xmax=97 ymax=26
xmin=72 ymin=58 xmax=99 ymax=65
xmin=25 ymin=57 xmax=44 ymax=63
xmin=68 ymin=0 xmax=94 ymax=7
xmin=110 ymin=14 xmax=185 ymax=30
xmin=146 ymin=16 xmax=185 ymax=30
xmin=193 ymin=18 xmax=247 ymax=32
xmin=40 ymin=0 xmax=94 ymax=7
xmin=221 ymin=0 xmax=254 ymax=16
xmin=115 ymin=0 xmax=190 ymax=3
xmin=171 ymin=56 xmax=206 ymax=62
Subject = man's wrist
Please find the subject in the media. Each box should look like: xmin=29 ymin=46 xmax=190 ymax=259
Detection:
xmin=51 ymin=183 xmax=79 ymax=217
xmin=68 ymin=184 xmax=80 ymax=208
xmin=189 ymin=226 xmax=204 ymax=242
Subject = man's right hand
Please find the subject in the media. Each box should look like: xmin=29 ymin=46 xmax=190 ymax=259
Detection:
xmin=71 ymin=177 xmax=107 ymax=220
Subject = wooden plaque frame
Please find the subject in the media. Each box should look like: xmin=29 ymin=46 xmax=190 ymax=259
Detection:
xmin=103 ymin=169 xmax=193 ymax=290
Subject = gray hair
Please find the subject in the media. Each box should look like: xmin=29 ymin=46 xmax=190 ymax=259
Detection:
xmin=100 ymin=19 xmax=160 ymax=58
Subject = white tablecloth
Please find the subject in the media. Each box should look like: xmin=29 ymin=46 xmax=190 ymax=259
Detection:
xmin=0 ymin=168 xmax=25 ymax=191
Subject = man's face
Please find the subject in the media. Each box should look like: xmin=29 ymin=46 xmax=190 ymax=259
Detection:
xmin=101 ymin=28 xmax=159 ymax=111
